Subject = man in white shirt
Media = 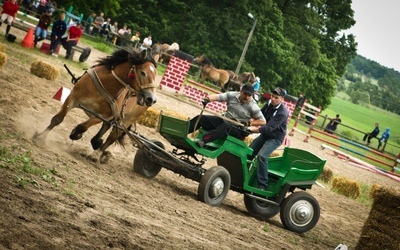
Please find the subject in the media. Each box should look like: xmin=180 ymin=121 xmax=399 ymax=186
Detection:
xmin=140 ymin=35 xmax=152 ymax=50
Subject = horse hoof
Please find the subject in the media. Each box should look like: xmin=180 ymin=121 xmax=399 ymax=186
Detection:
xmin=100 ymin=151 xmax=112 ymax=164
xmin=91 ymin=139 xmax=103 ymax=150
xmin=70 ymin=128 xmax=83 ymax=140
xmin=32 ymin=132 xmax=46 ymax=146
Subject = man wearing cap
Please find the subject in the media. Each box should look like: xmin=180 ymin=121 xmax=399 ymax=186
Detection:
xmin=247 ymin=87 xmax=289 ymax=191
xmin=61 ymin=21 xmax=82 ymax=59
xmin=188 ymin=83 xmax=266 ymax=147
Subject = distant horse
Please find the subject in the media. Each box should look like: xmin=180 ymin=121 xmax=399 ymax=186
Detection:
xmin=34 ymin=48 xmax=158 ymax=163
xmin=225 ymin=71 xmax=256 ymax=91
xmin=193 ymin=55 xmax=230 ymax=92
xmin=151 ymin=42 xmax=179 ymax=65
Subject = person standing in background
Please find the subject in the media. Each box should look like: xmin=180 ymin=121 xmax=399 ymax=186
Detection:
xmin=0 ymin=0 xmax=19 ymax=38
xmin=85 ymin=12 xmax=96 ymax=35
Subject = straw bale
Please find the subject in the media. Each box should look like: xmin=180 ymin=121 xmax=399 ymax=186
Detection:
xmin=137 ymin=108 xmax=189 ymax=129
xmin=319 ymin=167 xmax=333 ymax=183
xmin=0 ymin=51 xmax=7 ymax=68
xmin=0 ymin=43 xmax=6 ymax=52
xmin=30 ymin=59 xmax=60 ymax=81
xmin=331 ymin=176 xmax=360 ymax=199
xmin=356 ymin=186 xmax=400 ymax=250
xmin=369 ymin=183 xmax=381 ymax=198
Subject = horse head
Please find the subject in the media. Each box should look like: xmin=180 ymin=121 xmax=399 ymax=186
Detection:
xmin=130 ymin=49 xmax=158 ymax=107
xmin=194 ymin=55 xmax=213 ymax=66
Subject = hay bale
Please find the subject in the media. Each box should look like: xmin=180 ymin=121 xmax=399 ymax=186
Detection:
xmin=356 ymin=186 xmax=400 ymax=250
xmin=0 ymin=43 xmax=6 ymax=53
xmin=319 ymin=167 xmax=333 ymax=183
xmin=331 ymin=176 xmax=360 ymax=199
xmin=30 ymin=59 xmax=60 ymax=81
xmin=136 ymin=108 xmax=189 ymax=129
xmin=369 ymin=183 xmax=381 ymax=198
xmin=0 ymin=51 xmax=7 ymax=68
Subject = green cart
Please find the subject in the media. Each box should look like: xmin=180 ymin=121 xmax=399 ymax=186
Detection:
xmin=133 ymin=113 xmax=326 ymax=233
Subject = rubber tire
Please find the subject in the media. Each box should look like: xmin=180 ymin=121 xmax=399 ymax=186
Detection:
xmin=79 ymin=47 xmax=91 ymax=62
xmin=198 ymin=166 xmax=231 ymax=206
xmin=243 ymin=195 xmax=280 ymax=220
xmin=280 ymin=192 xmax=320 ymax=234
xmin=133 ymin=140 xmax=165 ymax=179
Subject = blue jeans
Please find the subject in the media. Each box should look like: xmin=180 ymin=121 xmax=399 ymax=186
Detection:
xmin=249 ymin=135 xmax=283 ymax=189
xmin=35 ymin=27 xmax=48 ymax=40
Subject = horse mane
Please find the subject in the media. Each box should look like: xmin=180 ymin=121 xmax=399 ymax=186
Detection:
xmin=202 ymin=56 xmax=213 ymax=66
xmin=96 ymin=48 xmax=157 ymax=70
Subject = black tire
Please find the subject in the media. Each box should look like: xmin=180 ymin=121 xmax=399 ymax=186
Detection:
xmin=133 ymin=140 xmax=164 ymax=179
xmin=280 ymin=192 xmax=320 ymax=234
xmin=198 ymin=166 xmax=231 ymax=206
xmin=79 ymin=47 xmax=91 ymax=62
xmin=243 ymin=195 xmax=280 ymax=219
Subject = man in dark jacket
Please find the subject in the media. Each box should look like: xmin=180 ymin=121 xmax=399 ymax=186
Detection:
xmin=362 ymin=122 xmax=380 ymax=145
xmin=49 ymin=12 xmax=66 ymax=55
xmin=247 ymin=87 xmax=289 ymax=190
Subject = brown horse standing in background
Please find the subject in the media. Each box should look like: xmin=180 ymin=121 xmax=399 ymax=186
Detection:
xmin=193 ymin=55 xmax=230 ymax=92
xmin=34 ymin=48 xmax=158 ymax=163
xmin=226 ymin=71 xmax=256 ymax=91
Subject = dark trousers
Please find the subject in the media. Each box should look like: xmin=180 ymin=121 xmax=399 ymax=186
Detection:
xmin=61 ymin=38 xmax=77 ymax=57
xmin=362 ymin=133 xmax=375 ymax=144
xmin=188 ymin=115 xmax=246 ymax=143
xmin=49 ymin=34 xmax=62 ymax=52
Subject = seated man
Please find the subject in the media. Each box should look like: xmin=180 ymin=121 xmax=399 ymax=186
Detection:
xmin=247 ymin=87 xmax=289 ymax=190
xmin=324 ymin=114 xmax=341 ymax=134
xmin=61 ymin=22 xmax=83 ymax=59
xmin=188 ymin=84 xmax=266 ymax=147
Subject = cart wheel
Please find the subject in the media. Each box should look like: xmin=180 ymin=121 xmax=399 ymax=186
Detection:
xmin=79 ymin=47 xmax=91 ymax=62
xmin=198 ymin=166 xmax=231 ymax=206
xmin=280 ymin=192 xmax=320 ymax=233
xmin=243 ymin=195 xmax=280 ymax=219
xmin=133 ymin=140 xmax=165 ymax=179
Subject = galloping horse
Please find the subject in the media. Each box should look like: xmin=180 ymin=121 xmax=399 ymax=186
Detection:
xmin=193 ymin=55 xmax=230 ymax=92
xmin=34 ymin=48 xmax=158 ymax=163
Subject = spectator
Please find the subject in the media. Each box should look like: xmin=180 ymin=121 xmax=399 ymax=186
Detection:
xmin=116 ymin=24 xmax=128 ymax=46
xmin=140 ymin=35 xmax=152 ymax=51
xmin=33 ymin=7 xmax=52 ymax=47
xmin=91 ymin=12 xmax=104 ymax=36
xmin=46 ymin=0 xmax=56 ymax=16
xmin=253 ymin=77 xmax=260 ymax=92
xmin=100 ymin=17 xmax=111 ymax=38
xmin=130 ymin=31 xmax=140 ymax=48
xmin=378 ymin=127 xmax=390 ymax=150
xmin=21 ymin=0 xmax=33 ymax=13
xmin=36 ymin=0 xmax=47 ymax=16
xmin=85 ymin=12 xmax=96 ymax=35
xmin=61 ymin=21 xmax=82 ymax=59
xmin=296 ymin=92 xmax=305 ymax=109
xmin=49 ymin=12 xmax=66 ymax=56
xmin=107 ymin=21 xmax=118 ymax=43
xmin=362 ymin=122 xmax=380 ymax=146
xmin=324 ymin=114 xmax=341 ymax=134
xmin=247 ymin=87 xmax=289 ymax=191
xmin=0 ymin=0 xmax=19 ymax=38
xmin=188 ymin=84 xmax=266 ymax=148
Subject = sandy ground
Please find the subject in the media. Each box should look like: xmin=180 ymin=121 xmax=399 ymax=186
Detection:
xmin=0 ymin=28 xmax=399 ymax=250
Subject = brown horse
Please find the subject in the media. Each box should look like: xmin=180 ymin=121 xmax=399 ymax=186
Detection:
xmin=34 ymin=48 xmax=158 ymax=163
xmin=152 ymin=42 xmax=180 ymax=65
xmin=225 ymin=71 xmax=256 ymax=91
xmin=193 ymin=55 xmax=230 ymax=92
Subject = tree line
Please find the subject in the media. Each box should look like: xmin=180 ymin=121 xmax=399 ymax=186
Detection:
xmin=54 ymin=0 xmax=357 ymax=108
xmin=343 ymin=55 xmax=400 ymax=115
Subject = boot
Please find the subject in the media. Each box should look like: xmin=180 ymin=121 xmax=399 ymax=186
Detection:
xmin=5 ymin=25 xmax=11 ymax=37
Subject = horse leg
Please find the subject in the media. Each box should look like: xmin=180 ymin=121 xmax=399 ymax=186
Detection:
xmin=33 ymin=101 xmax=73 ymax=144
xmin=70 ymin=117 xmax=101 ymax=140
xmin=90 ymin=121 xmax=111 ymax=150
xmin=98 ymin=126 xmax=123 ymax=164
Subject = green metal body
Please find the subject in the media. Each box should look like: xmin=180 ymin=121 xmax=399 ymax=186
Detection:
xmin=158 ymin=114 xmax=326 ymax=200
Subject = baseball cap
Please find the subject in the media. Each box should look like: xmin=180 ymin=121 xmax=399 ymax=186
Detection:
xmin=241 ymin=84 xmax=255 ymax=95
xmin=272 ymin=87 xmax=286 ymax=97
